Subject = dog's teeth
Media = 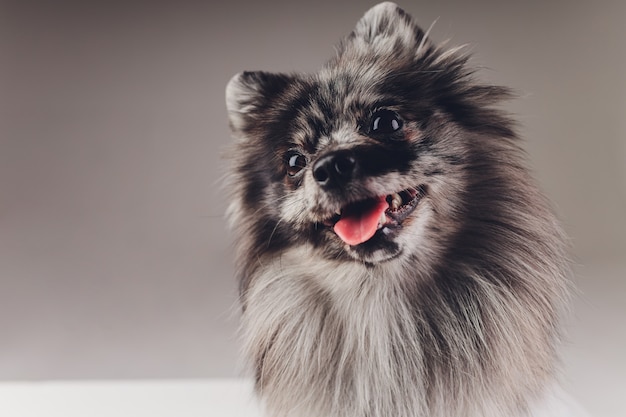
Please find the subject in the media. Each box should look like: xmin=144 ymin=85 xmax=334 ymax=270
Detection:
xmin=390 ymin=193 xmax=402 ymax=210
xmin=378 ymin=211 xmax=387 ymax=229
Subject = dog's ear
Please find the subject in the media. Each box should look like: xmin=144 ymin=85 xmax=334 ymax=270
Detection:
xmin=226 ymin=71 xmax=295 ymax=135
xmin=342 ymin=2 xmax=431 ymax=55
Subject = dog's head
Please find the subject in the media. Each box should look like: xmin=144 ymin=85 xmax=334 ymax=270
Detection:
xmin=226 ymin=2 xmax=515 ymax=267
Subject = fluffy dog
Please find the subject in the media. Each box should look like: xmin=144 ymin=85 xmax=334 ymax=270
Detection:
xmin=225 ymin=3 xmax=570 ymax=416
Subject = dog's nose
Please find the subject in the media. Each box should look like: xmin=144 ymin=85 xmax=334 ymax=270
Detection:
xmin=313 ymin=151 xmax=357 ymax=188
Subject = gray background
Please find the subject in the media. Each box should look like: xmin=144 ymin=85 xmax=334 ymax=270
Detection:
xmin=1 ymin=1 xmax=624 ymax=416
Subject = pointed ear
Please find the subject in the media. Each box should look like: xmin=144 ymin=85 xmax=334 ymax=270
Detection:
xmin=225 ymin=71 xmax=294 ymax=134
xmin=347 ymin=2 xmax=429 ymax=53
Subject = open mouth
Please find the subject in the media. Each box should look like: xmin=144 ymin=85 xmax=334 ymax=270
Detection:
xmin=322 ymin=185 xmax=425 ymax=246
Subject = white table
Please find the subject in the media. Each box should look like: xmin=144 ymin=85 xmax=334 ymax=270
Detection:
xmin=0 ymin=379 xmax=592 ymax=417
xmin=0 ymin=379 xmax=261 ymax=417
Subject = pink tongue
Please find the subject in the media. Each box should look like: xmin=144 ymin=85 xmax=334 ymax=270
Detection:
xmin=333 ymin=196 xmax=389 ymax=246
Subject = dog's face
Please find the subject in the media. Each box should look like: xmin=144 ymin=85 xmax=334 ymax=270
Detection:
xmin=226 ymin=3 xmax=513 ymax=266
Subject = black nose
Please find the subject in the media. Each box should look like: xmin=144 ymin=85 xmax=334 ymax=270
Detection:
xmin=313 ymin=150 xmax=357 ymax=188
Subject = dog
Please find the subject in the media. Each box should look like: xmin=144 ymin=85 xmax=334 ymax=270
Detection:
xmin=225 ymin=3 xmax=570 ymax=416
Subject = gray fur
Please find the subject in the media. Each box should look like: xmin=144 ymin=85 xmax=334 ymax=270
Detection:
xmin=225 ymin=3 xmax=570 ymax=416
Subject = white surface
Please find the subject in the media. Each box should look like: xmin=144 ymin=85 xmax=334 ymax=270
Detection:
xmin=0 ymin=379 xmax=591 ymax=417
xmin=0 ymin=379 xmax=261 ymax=417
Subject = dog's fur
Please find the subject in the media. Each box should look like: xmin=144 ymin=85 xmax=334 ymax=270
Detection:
xmin=225 ymin=3 xmax=570 ymax=416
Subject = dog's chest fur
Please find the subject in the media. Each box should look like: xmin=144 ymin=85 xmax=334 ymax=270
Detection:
xmin=241 ymin=247 xmax=554 ymax=417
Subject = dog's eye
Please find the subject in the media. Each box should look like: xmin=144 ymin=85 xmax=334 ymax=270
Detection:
xmin=285 ymin=150 xmax=307 ymax=176
xmin=371 ymin=109 xmax=403 ymax=134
